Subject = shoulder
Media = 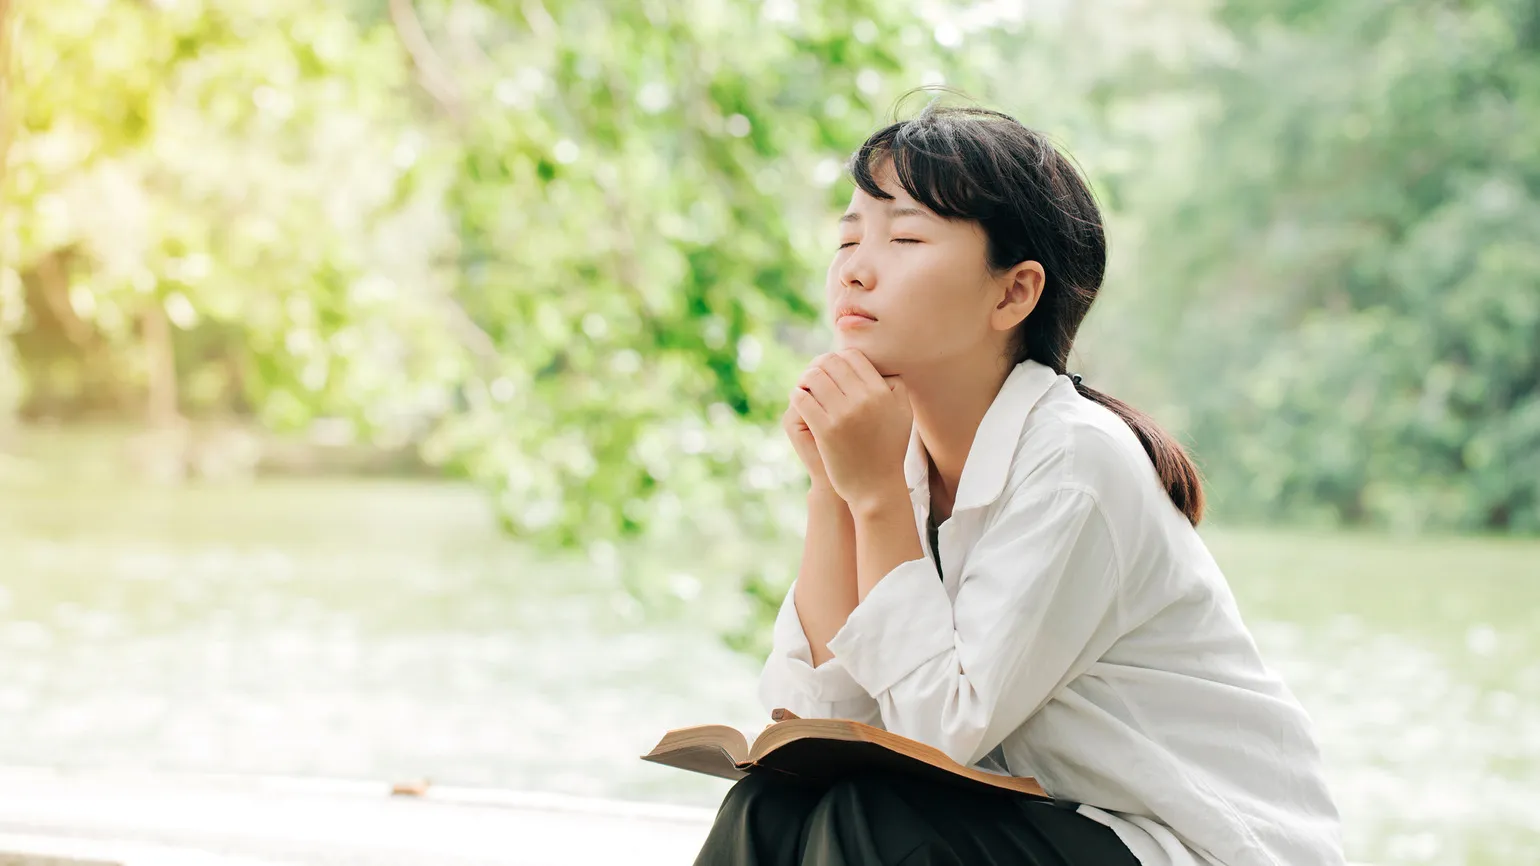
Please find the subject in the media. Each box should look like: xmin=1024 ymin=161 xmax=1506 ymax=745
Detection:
xmin=995 ymin=379 xmax=1208 ymax=600
xmin=1002 ymin=378 xmax=1168 ymax=512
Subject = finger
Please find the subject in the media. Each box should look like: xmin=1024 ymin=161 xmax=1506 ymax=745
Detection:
xmin=793 ymin=366 xmax=828 ymax=394
xmin=780 ymin=403 xmax=804 ymax=431
xmin=817 ymin=352 xmax=869 ymax=397
xmin=834 ymin=348 xmax=888 ymax=391
xmin=799 ymin=366 xmax=844 ymax=409
xmin=782 ymin=403 xmax=811 ymax=433
xmin=797 ymin=354 xmax=847 ymax=395
xmin=789 ymin=387 xmax=831 ymax=432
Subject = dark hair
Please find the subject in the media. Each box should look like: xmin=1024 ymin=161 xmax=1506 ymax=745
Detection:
xmin=846 ymin=96 xmax=1205 ymax=525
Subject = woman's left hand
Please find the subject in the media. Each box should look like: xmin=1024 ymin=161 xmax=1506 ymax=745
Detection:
xmin=789 ymin=349 xmax=913 ymax=514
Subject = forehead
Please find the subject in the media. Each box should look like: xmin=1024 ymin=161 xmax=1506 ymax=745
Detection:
xmin=847 ymin=160 xmax=922 ymax=210
xmin=842 ymin=179 xmax=943 ymax=232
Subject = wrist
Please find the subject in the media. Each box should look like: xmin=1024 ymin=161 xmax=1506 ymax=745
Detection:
xmin=807 ymin=483 xmax=847 ymax=507
xmin=847 ymin=483 xmax=912 ymax=522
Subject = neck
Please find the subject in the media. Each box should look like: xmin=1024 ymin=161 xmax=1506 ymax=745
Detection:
xmin=904 ymin=353 xmax=1013 ymax=516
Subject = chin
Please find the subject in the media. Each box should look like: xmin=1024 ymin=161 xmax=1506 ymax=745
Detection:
xmin=834 ymin=338 xmax=900 ymax=377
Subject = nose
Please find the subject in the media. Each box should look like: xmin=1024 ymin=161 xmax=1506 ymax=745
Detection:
xmin=835 ymin=243 xmax=875 ymax=292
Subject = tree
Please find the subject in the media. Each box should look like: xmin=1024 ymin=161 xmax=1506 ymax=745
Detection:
xmin=1133 ymin=0 xmax=1540 ymax=532
xmin=399 ymin=1 xmax=959 ymax=556
xmin=0 ymin=0 xmax=963 ymax=625
xmin=2 ymin=0 xmax=458 ymax=435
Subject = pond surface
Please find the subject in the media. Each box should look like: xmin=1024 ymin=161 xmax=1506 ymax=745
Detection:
xmin=2 ymin=476 xmax=1537 ymax=866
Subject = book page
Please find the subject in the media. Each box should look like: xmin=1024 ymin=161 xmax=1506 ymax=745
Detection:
xmin=642 ymin=742 xmax=749 ymax=781
xmin=639 ymin=723 xmax=751 ymax=780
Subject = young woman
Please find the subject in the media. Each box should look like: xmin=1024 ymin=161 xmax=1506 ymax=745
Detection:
xmin=691 ymin=101 xmax=1345 ymax=866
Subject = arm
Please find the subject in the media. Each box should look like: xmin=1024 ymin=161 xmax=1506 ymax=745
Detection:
xmin=827 ymin=484 xmax=1121 ymax=766
xmin=755 ymin=485 xmax=882 ymax=725
xmin=797 ymin=485 xmax=859 ymax=664
xmin=848 ymin=482 xmax=924 ymax=604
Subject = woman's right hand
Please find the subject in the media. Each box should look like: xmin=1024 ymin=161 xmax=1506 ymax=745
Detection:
xmin=783 ymin=363 xmax=834 ymax=492
xmin=782 ymin=397 xmax=832 ymax=492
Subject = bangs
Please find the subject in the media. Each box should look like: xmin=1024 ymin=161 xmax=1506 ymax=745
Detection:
xmin=846 ymin=108 xmax=1015 ymax=222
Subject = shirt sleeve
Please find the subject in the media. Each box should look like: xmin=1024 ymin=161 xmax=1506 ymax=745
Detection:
xmin=756 ymin=578 xmax=884 ymax=727
xmin=824 ymin=484 xmax=1120 ymax=766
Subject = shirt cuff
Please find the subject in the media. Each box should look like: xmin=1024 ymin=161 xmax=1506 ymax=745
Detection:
xmin=767 ymin=579 xmax=872 ymax=703
xmin=825 ymin=557 xmax=954 ymax=696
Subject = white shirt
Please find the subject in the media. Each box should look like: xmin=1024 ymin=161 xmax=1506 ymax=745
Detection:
xmin=758 ymin=359 xmax=1345 ymax=866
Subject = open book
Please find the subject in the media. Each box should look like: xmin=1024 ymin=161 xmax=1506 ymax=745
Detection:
xmin=641 ymin=709 xmax=1048 ymax=799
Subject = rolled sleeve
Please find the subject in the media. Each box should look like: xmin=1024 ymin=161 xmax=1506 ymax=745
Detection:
xmin=756 ymin=579 xmax=882 ymax=723
xmin=824 ymin=558 xmax=953 ymax=696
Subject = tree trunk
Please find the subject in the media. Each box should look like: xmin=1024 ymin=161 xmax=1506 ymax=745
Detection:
xmin=142 ymin=301 xmax=180 ymax=428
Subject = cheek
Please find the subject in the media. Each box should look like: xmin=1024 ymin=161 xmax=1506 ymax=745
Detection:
xmin=901 ymin=274 xmax=997 ymax=349
xmin=897 ymin=257 xmax=972 ymax=317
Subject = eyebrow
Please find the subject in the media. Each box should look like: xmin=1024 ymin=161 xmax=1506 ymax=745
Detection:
xmin=838 ymin=206 xmax=934 ymax=225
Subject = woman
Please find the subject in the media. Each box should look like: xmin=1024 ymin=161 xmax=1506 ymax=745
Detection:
xmin=691 ymin=99 xmax=1345 ymax=866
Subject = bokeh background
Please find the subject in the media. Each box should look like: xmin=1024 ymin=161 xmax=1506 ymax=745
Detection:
xmin=2 ymin=1 xmax=1538 ymax=864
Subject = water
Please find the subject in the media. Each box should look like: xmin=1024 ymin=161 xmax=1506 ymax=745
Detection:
xmin=2 ymin=477 xmax=1537 ymax=865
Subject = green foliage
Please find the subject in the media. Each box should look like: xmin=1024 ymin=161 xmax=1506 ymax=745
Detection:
xmin=0 ymin=0 xmax=964 ymax=623
xmin=3 ymin=0 xmax=460 ymax=430
xmin=1133 ymin=0 xmax=1540 ymax=532
xmin=410 ymin=0 xmax=954 ymax=550
xmin=2 ymin=0 xmax=1536 ymax=604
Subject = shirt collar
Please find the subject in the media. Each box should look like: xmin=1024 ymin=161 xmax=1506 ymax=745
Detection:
xmin=904 ymin=359 xmax=1061 ymax=514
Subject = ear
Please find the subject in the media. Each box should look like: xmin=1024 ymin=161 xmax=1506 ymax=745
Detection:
xmin=991 ymin=260 xmax=1045 ymax=332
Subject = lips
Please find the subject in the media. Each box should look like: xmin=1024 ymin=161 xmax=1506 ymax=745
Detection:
xmin=835 ymin=305 xmax=876 ymax=322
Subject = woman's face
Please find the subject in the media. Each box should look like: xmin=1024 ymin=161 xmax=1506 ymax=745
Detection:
xmin=826 ymin=162 xmax=1006 ymax=376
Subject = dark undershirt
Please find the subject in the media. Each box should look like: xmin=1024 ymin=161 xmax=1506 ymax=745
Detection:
xmin=926 ymin=512 xmax=943 ymax=577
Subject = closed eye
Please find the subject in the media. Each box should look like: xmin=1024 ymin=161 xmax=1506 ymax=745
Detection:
xmin=838 ymin=238 xmax=921 ymax=250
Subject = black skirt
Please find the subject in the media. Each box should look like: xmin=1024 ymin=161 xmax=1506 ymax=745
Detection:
xmin=692 ymin=769 xmax=1141 ymax=866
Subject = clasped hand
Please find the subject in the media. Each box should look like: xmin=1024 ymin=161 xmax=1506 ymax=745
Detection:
xmin=783 ymin=349 xmax=912 ymax=513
